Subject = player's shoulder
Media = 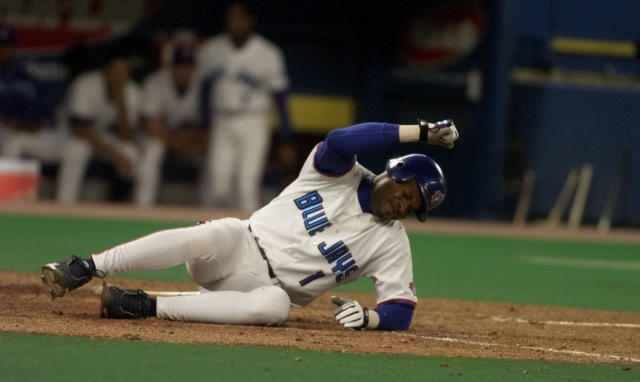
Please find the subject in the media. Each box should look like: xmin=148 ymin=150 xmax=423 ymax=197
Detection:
xmin=70 ymin=71 xmax=103 ymax=97
xmin=199 ymin=34 xmax=228 ymax=52
xmin=143 ymin=70 xmax=170 ymax=88
xmin=374 ymin=220 xmax=411 ymax=248
xmin=354 ymin=161 xmax=375 ymax=179
xmin=299 ymin=142 xmax=355 ymax=181
xmin=251 ymin=34 xmax=282 ymax=54
xmin=73 ymin=70 xmax=102 ymax=88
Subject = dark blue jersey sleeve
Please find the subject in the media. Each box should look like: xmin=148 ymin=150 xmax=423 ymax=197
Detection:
xmin=199 ymin=68 xmax=223 ymax=127
xmin=375 ymin=301 xmax=415 ymax=330
xmin=272 ymin=90 xmax=292 ymax=140
xmin=314 ymin=122 xmax=399 ymax=176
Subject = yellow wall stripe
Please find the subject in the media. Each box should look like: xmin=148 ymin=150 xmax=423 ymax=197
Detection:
xmin=551 ymin=37 xmax=636 ymax=58
xmin=272 ymin=94 xmax=357 ymax=134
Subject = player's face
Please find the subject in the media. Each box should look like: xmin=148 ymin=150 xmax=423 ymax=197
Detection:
xmin=172 ymin=64 xmax=194 ymax=88
xmin=225 ymin=4 xmax=255 ymax=40
xmin=105 ymin=58 xmax=131 ymax=86
xmin=371 ymin=175 xmax=424 ymax=221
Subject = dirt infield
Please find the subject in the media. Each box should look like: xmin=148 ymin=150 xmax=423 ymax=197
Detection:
xmin=2 ymin=202 xmax=639 ymax=365
xmin=1 ymin=271 xmax=638 ymax=365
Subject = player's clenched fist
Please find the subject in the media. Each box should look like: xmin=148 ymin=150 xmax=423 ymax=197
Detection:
xmin=420 ymin=119 xmax=459 ymax=149
xmin=332 ymin=296 xmax=379 ymax=330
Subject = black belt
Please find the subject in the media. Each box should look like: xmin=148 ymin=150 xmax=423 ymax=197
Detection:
xmin=248 ymin=225 xmax=277 ymax=280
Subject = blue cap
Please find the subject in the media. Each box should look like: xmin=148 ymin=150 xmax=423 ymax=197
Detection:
xmin=172 ymin=44 xmax=195 ymax=65
xmin=0 ymin=26 xmax=16 ymax=45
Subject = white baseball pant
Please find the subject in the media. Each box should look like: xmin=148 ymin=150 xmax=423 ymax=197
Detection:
xmin=0 ymin=128 xmax=65 ymax=163
xmin=205 ymin=112 xmax=271 ymax=211
xmin=56 ymin=133 xmax=139 ymax=203
xmin=91 ymin=218 xmax=290 ymax=325
xmin=134 ymin=137 xmax=164 ymax=207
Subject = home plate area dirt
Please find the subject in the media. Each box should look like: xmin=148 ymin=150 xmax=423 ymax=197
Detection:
xmin=1 ymin=271 xmax=638 ymax=365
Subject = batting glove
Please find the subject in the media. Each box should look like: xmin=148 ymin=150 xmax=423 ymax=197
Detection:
xmin=331 ymin=296 xmax=379 ymax=330
xmin=419 ymin=119 xmax=459 ymax=149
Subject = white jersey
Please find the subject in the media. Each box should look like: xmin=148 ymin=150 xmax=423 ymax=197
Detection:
xmin=249 ymin=145 xmax=417 ymax=307
xmin=68 ymin=70 xmax=141 ymax=133
xmin=141 ymin=70 xmax=200 ymax=131
xmin=197 ymin=33 xmax=288 ymax=113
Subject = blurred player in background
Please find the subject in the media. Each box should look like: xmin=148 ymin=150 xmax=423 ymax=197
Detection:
xmin=135 ymin=43 xmax=206 ymax=206
xmin=0 ymin=26 xmax=63 ymax=163
xmin=198 ymin=1 xmax=294 ymax=211
xmin=56 ymin=49 xmax=141 ymax=203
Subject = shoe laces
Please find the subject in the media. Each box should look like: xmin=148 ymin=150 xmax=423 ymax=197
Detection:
xmin=68 ymin=255 xmax=105 ymax=278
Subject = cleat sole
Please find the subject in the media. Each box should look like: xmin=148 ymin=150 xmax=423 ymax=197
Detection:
xmin=41 ymin=265 xmax=67 ymax=298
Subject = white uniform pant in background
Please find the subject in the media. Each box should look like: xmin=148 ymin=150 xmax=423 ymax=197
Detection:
xmin=56 ymin=133 xmax=139 ymax=203
xmin=0 ymin=128 xmax=65 ymax=163
xmin=134 ymin=137 xmax=165 ymax=206
xmin=92 ymin=218 xmax=290 ymax=325
xmin=205 ymin=112 xmax=271 ymax=211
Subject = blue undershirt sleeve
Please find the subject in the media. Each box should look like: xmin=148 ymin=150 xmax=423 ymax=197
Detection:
xmin=375 ymin=302 xmax=415 ymax=331
xmin=314 ymin=122 xmax=399 ymax=176
xmin=199 ymin=77 xmax=212 ymax=127
xmin=272 ymin=90 xmax=292 ymax=140
xmin=199 ymin=69 xmax=223 ymax=127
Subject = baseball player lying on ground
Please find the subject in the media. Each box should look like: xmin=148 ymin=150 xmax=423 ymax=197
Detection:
xmin=41 ymin=119 xmax=459 ymax=331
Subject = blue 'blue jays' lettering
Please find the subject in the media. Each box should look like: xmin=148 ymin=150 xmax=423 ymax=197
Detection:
xmin=294 ymin=191 xmax=331 ymax=236
xmin=298 ymin=270 xmax=325 ymax=287
xmin=318 ymin=241 xmax=359 ymax=283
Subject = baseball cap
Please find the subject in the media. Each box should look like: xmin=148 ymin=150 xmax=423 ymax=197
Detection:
xmin=172 ymin=44 xmax=195 ymax=65
xmin=0 ymin=27 xmax=16 ymax=45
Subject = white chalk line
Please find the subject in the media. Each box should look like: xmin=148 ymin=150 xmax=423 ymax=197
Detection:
xmin=491 ymin=315 xmax=640 ymax=329
xmin=424 ymin=311 xmax=640 ymax=329
xmin=520 ymin=255 xmax=640 ymax=271
xmin=394 ymin=332 xmax=640 ymax=364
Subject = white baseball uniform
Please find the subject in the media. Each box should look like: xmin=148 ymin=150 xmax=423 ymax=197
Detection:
xmin=249 ymin=145 xmax=416 ymax=307
xmin=51 ymin=120 xmax=460 ymax=328
xmin=91 ymin=141 xmax=416 ymax=326
xmin=198 ymin=33 xmax=289 ymax=210
xmin=56 ymin=70 xmax=141 ymax=203
xmin=135 ymin=69 xmax=201 ymax=206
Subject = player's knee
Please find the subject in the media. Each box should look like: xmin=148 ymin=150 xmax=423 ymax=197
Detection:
xmin=64 ymin=138 xmax=91 ymax=159
xmin=249 ymin=286 xmax=290 ymax=325
xmin=142 ymin=138 xmax=165 ymax=162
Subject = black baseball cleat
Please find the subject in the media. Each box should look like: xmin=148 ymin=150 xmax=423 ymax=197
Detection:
xmin=41 ymin=255 xmax=103 ymax=299
xmin=101 ymin=284 xmax=155 ymax=319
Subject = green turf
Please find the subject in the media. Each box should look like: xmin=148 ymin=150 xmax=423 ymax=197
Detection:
xmin=0 ymin=214 xmax=191 ymax=281
xmin=1 ymin=332 xmax=636 ymax=382
xmin=1 ymin=214 xmax=639 ymax=311
xmin=337 ymin=232 xmax=640 ymax=312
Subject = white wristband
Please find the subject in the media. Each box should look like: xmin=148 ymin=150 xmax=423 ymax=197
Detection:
xmin=398 ymin=124 xmax=420 ymax=143
xmin=366 ymin=309 xmax=380 ymax=329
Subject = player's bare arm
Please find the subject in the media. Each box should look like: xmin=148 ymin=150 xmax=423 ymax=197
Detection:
xmin=143 ymin=116 xmax=168 ymax=141
xmin=70 ymin=124 xmax=134 ymax=179
xmin=105 ymin=59 xmax=135 ymax=141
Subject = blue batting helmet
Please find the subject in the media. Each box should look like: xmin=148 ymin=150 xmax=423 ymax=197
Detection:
xmin=386 ymin=154 xmax=446 ymax=222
